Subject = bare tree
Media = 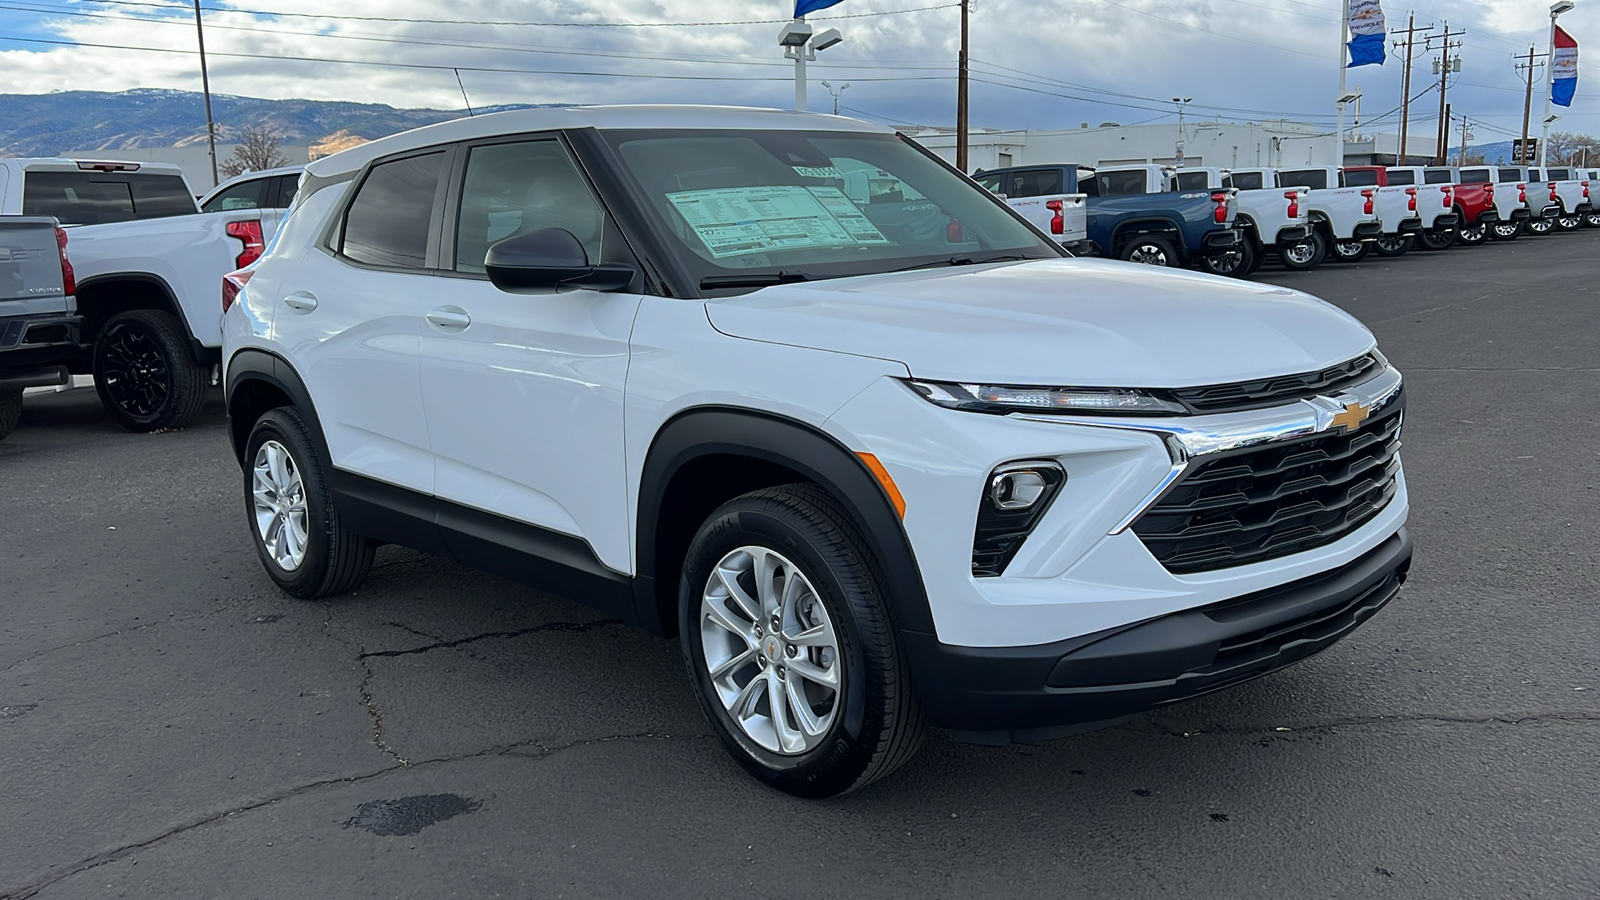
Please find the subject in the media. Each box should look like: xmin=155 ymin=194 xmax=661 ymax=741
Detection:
xmin=1544 ymin=131 xmax=1600 ymax=167
xmin=220 ymin=126 xmax=290 ymax=178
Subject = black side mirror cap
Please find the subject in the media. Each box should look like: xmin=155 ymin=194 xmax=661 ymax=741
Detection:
xmin=484 ymin=227 xmax=635 ymax=293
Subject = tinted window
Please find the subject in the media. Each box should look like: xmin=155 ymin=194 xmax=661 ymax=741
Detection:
xmin=1173 ymin=171 xmax=1209 ymax=191
xmin=1342 ymin=169 xmax=1379 ymax=187
xmin=974 ymin=173 xmax=1007 ymax=195
xmin=1095 ymin=170 xmax=1148 ymax=195
xmin=1458 ymin=168 xmax=1491 ymax=184
xmin=341 ymin=152 xmax=445 ymax=268
xmin=1385 ymin=169 xmax=1415 ymax=185
xmin=455 ymin=141 xmax=604 ymax=274
xmin=1547 ymin=168 xmax=1570 ymax=179
xmin=1229 ymin=171 xmax=1263 ymax=191
xmin=270 ymin=175 xmax=300 ymax=209
xmin=1007 ymin=169 xmax=1063 ymax=198
xmin=1497 ymin=168 xmax=1524 ymax=183
xmin=203 ymin=177 xmax=267 ymax=213
xmin=1423 ymin=169 xmax=1453 ymax=184
xmin=23 ymin=172 xmax=195 ymax=225
xmin=1279 ymin=169 xmax=1328 ymax=190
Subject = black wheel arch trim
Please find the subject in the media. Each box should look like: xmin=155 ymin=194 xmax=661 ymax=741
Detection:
xmin=225 ymin=347 xmax=329 ymax=465
xmin=77 ymin=271 xmax=214 ymax=364
xmin=634 ymin=406 xmax=934 ymax=639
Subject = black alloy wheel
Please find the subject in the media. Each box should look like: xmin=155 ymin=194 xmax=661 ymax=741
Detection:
xmin=1415 ymin=228 xmax=1457 ymax=251
xmin=92 ymin=309 xmax=208 ymax=433
xmin=0 ymin=388 xmax=21 ymax=442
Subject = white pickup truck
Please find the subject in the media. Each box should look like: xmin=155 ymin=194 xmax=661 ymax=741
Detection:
xmin=0 ymin=159 xmax=275 ymax=432
xmin=1526 ymin=166 xmax=1591 ymax=232
xmin=1175 ymin=168 xmax=1314 ymax=272
xmin=1233 ymin=167 xmax=1382 ymax=265
xmin=1338 ymin=167 xmax=1458 ymax=258
xmin=970 ymin=168 xmax=1090 ymax=252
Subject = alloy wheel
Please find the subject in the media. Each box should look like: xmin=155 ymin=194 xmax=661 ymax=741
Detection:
xmin=98 ymin=323 xmax=171 ymax=418
xmin=252 ymin=439 xmax=310 ymax=572
xmin=1281 ymin=242 xmax=1317 ymax=266
xmin=1127 ymin=243 xmax=1170 ymax=266
xmin=1493 ymin=222 xmax=1521 ymax=238
xmin=699 ymin=545 xmax=842 ymax=756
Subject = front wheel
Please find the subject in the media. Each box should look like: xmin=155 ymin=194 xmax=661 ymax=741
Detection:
xmin=244 ymin=407 xmax=375 ymax=599
xmin=1331 ymin=239 xmax=1371 ymax=263
xmin=92 ymin=309 xmax=208 ymax=433
xmin=1490 ymin=221 xmax=1523 ymax=241
xmin=0 ymin=389 xmax=21 ymax=442
xmin=1373 ymin=235 xmax=1413 ymax=257
xmin=1415 ymin=229 xmax=1456 ymax=251
xmin=1200 ymin=239 xmax=1256 ymax=278
xmin=1456 ymin=222 xmax=1489 ymax=246
xmin=680 ymin=484 xmax=924 ymax=798
xmin=1526 ymin=216 xmax=1556 ymax=235
xmin=1556 ymin=214 xmax=1583 ymax=231
xmin=1118 ymin=234 xmax=1180 ymax=267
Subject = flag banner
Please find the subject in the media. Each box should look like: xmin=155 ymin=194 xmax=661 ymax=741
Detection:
xmin=1347 ymin=0 xmax=1387 ymax=67
xmin=795 ymin=0 xmax=844 ymax=16
xmin=1552 ymin=25 xmax=1578 ymax=108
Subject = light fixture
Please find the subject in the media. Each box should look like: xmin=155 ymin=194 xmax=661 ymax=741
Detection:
xmin=812 ymin=27 xmax=844 ymax=51
xmin=1551 ymin=1 xmax=1575 ymax=16
xmin=1337 ymin=90 xmax=1362 ymax=104
xmin=777 ymin=20 xmax=813 ymax=47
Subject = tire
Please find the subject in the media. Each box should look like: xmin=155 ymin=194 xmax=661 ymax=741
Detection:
xmin=1242 ymin=239 xmax=1267 ymax=276
xmin=1373 ymin=235 xmax=1413 ymax=256
xmin=92 ymin=309 xmax=208 ymax=433
xmin=1585 ymin=212 xmax=1600 ymax=228
xmin=679 ymin=484 xmax=925 ymax=799
xmin=1276 ymin=236 xmax=1320 ymax=271
xmin=1556 ymin=214 xmax=1583 ymax=231
xmin=0 ymin=389 xmax=20 ymax=442
xmin=1308 ymin=229 xmax=1329 ymax=267
xmin=1415 ymin=228 xmax=1456 ymax=251
xmin=1117 ymin=234 xmax=1180 ymax=267
xmin=1526 ymin=216 xmax=1555 ymax=235
xmin=1199 ymin=239 xmax=1256 ymax=278
xmin=1331 ymin=239 xmax=1371 ymax=263
xmin=1490 ymin=220 xmax=1523 ymax=241
xmin=243 ymin=406 xmax=375 ymax=600
xmin=1456 ymin=221 xmax=1489 ymax=246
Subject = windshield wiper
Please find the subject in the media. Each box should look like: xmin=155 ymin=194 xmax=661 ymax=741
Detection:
xmin=887 ymin=253 xmax=1038 ymax=274
xmin=699 ymin=270 xmax=814 ymax=290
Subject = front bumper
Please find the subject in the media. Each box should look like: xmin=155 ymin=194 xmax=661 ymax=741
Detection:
xmin=904 ymin=529 xmax=1412 ymax=743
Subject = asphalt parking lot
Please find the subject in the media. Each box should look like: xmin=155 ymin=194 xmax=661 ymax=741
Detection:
xmin=3 ymin=232 xmax=1597 ymax=899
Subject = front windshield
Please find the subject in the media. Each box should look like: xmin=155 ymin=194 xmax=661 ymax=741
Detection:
xmin=602 ymin=129 xmax=1061 ymax=287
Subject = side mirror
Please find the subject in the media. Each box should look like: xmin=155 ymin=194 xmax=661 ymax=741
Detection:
xmin=484 ymin=228 xmax=634 ymax=293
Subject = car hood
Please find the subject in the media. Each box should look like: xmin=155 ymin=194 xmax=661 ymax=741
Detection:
xmin=704 ymin=259 xmax=1376 ymax=387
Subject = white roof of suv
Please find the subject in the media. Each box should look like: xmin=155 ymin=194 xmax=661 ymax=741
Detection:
xmin=304 ymin=105 xmax=887 ymax=180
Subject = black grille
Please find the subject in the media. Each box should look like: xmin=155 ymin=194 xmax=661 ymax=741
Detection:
xmin=1169 ymin=354 xmax=1381 ymax=414
xmin=1132 ymin=395 xmax=1403 ymax=573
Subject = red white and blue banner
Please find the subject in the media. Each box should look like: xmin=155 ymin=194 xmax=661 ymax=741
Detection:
xmin=1347 ymin=0 xmax=1387 ymax=67
xmin=1552 ymin=25 xmax=1578 ymax=108
xmin=795 ymin=0 xmax=844 ymax=16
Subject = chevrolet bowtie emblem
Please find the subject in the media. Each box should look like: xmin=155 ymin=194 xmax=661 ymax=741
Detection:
xmin=1330 ymin=400 xmax=1370 ymax=433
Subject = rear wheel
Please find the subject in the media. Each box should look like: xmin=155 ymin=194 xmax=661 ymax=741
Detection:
xmin=680 ymin=485 xmax=925 ymax=798
xmin=1331 ymin=239 xmax=1371 ymax=263
xmin=1556 ymin=213 xmax=1583 ymax=231
xmin=1373 ymin=235 xmax=1413 ymax=256
xmin=1456 ymin=221 xmax=1489 ymax=245
xmin=0 ymin=389 xmax=21 ymax=442
xmin=92 ymin=309 xmax=208 ymax=433
xmin=1276 ymin=236 xmax=1320 ymax=271
xmin=1585 ymin=212 xmax=1600 ymax=228
xmin=1117 ymin=234 xmax=1180 ymax=267
xmin=1490 ymin=220 xmax=1523 ymax=241
xmin=1415 ymin=228 xmax=1456 ymax=251
xmin=1200 ymin=239 xmax=1256 ymax=278
xmin=244 ymin=406 xmax=375 ymax=599
xmin=1526 ymin=216 xmax=1555 ymax=235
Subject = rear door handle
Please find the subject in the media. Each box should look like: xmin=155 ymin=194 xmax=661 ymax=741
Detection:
xmin=283 ymin=291 xmax=318 ymax=312
xmin=426 ymin=306 xmax=472 ymax=331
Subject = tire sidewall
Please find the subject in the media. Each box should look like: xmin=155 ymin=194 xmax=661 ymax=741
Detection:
xmin=243 ymin=408 xmax=336 ymax=597
xmin=679 ymin=500 xmax=877 ymax=794
xmin=0 ymin=388 xmax=21 ymax=441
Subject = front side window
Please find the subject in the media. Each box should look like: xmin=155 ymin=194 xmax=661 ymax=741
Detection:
xmin=604 ymin=130 xmax=1058 ymax=286
xmin=203 ymin=178 xmax=267 ymax=212
xmin=341 ymin=152 xmax=445 ymax=269
xmin=454 ymin=140 xmax=604 ymax=274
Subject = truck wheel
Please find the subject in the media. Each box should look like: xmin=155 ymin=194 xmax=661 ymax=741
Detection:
xmin=1455 ymin=222 xmax=1489 ymax=245
xmin=1200 ymin=240 xmax=1256 ymax=278
xmin=1373 ymin=235 xmax=1412 ymax=256
xmin=1490 ymin=221 xmax=1522 ymax=241
xmin=1331 ymin=239 xmax=1371 ymax=263
xmin=1556 ymin=214 xmax=1583 ymax=231
xmin=1415 ymin=229 xmax=1456 ymax=251
xmin=1117 ymin=235 xmax=1180 ymax=267
xmin=1585 ymin=212 xmax=1600 ymax=228
xmin=680 ymin=484 xmax=925 ymax=799
xmin=1526 ymin=217 xmax=1555 ymax=235
xmin=0 ymin=389 xmax=21 ymax=442
xmin=92 ymin=309 xmax=208 ymax=433
xmin=244 ymin=407 xmax=375 ymax=599
xmin=1277 ymin=236 xmax=1320 ymax=271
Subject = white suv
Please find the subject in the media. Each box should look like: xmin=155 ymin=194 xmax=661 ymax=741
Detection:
xmin=223 ymin=106 xmax=1412 ymax=797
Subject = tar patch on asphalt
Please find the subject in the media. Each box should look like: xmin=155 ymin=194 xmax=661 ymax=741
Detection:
xmin=344 ymin=793 xmax=481 ymax=836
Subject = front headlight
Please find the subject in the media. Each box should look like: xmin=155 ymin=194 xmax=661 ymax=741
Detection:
xmin=906 ymin=379 xmax=1187 ymax=416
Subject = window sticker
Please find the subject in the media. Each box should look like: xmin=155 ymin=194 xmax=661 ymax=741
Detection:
xmin=666 ymin=185 xmax=888 ymax=258
xmin=806 ymin=187 xmax=890 ymax=244
xmin=791 ymin=165 xmax=843 ymax=179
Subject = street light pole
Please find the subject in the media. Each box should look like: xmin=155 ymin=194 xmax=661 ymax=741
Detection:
xmin=821 ymin=81 xmax=851 ymax=115
xmin=193 ymin=0 xmax=218 ymax=188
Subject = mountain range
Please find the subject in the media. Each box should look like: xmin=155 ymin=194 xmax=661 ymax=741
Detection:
xmin=0 ymin=88 xmax=554 ymax=157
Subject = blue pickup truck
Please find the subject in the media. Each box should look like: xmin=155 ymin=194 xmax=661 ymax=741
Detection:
xmin=974 ymin=164 xmax=1243 ymax=269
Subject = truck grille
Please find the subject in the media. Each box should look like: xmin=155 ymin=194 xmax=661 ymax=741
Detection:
xmin=1169 ymin=354 xmax=1380 ymax=414
xmin=1132 ymin=398 xmax=1403 ymax=574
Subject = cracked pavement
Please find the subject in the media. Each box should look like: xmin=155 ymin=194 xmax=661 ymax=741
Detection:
xmin=2 ymin=232 xmax=1598 ymax=898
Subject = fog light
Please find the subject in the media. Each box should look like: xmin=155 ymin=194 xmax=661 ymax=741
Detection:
xmin=990 ymin=468 xmax=1050 ymax=509
xmin=973 ymin=461 xmax=1066 ymax=577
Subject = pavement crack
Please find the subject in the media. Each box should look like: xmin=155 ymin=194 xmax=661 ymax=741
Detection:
xmin=359 ymin=619 xmax=626 ymax=659
xmin=0 ymin=611 xmax=220 ymax=674
xmin=317 ymin=609 xmax=408 ymax=766
xmin=1153 ymin=711 xmax=1600 ymax=738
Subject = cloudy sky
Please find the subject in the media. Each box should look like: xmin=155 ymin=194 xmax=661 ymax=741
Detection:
xmin=0 ymin=0 xmax=1595 ymax=143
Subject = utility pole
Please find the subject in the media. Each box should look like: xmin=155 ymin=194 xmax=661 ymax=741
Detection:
xmin=1459 ymin=116 xmax=1469 ymax=166
xmin=193 ymin=0 xmax=218 ymax=188
xmin=956 ymin=0 xmax=969 ymax=173
xmin=1390 ymin=14 xmax=1433 ymax=165
xmin=1429 ymin=23 xmax=1465 ymax=166
xmin=1441 ymin=102 xmax=1451 ymax=165
xmin=1514 ymin=45 xmax=1547 ymax=164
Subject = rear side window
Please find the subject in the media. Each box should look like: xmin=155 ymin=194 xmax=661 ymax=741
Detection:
xmin=1342 ymin=169 xmax=1379 ymax=187
xmin=1497 ymin=168 xmax=1524 ymax=183
xmin=1278 ymin=169 xmax=1328 ymax=190
xmin=203 ymin=177 xmax=267 ymax=212
xmin=1458 ymin=169 xmax=1491 ymax=184
xmin=1229 ymin=172 xmax=1263 ymax=191
xmin=1385 ymin=169 xmax=1415 ymax=185
xmin=23 ymin=172 xmax=194 ymax=225
xmin=340 ymin=152 xmax=446 ymax=269
xmin=1423 ymin=169 xmax=1453 ymax=184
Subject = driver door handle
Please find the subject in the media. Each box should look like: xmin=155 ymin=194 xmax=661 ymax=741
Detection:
xmin=426 ymin=306 xmax=472 ymax=331
xmin=283 ymin=291 xmax=318 ymax=312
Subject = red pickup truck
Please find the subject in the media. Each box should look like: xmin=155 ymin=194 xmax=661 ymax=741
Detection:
xmin=1383 ymin=166 xmax=1498 ymax=248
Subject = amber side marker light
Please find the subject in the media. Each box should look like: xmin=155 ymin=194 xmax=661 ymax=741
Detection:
xmin=857 ymin=452 xmax=907 ymax=519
